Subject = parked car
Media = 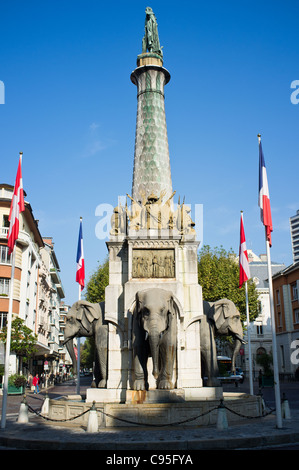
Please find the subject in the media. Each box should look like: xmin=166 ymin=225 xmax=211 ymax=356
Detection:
xmin=218 ymin=368 xmax=244 ymax=384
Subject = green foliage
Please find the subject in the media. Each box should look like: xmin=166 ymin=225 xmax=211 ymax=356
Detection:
xmin=256 ymin=352 xmax=273 ymax=376
xmin=0 ymin=317 xmax=37 ymax=361
xmin=85 ymin=258 xmax=109 ymax=303
xmin=198 ymin=245 xmax=259 ymax=323
xmin=82 ymin=258 xmax=109 ymax=368
xmin=8 ymin=374 xmax=27 ymax=388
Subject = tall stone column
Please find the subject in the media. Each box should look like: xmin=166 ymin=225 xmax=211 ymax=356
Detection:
xmin=131 ymin=53 xmax=172 ymax=204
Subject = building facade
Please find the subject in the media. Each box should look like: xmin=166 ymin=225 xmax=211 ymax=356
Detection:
xmin=272 ymin=262 xmax=299 ymax=377
xmin=240 ymin=250 xmax=285 ymax=377
xmin=290 ymin=210 xmax=299 ymax=263
xmin=0 ymin=184 xmax=71 ymax=380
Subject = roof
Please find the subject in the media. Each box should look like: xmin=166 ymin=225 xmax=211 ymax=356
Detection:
xmin=272 ymin=261 xmax=299 ymax=280
xmin=249 ymin=261 xmax=286 ymax=289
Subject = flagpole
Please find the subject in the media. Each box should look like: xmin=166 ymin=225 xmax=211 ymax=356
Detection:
xmin=244 ymin=280 xmax=254 ymax=395
xmin=258 ymin=134 xmax=282 ymax=429
xmin=1 ymin=151 xmax=24 ymax=430
xmin=265 ymin=232 xmax=282 ymax=428
xmin=76 ymin=284 xmax=81 ymax=395
xmin=75 ymin=216 xmax=84 ymax=396
xmin=239 ymin=211 xmax=254 ymax=395
xmin=1 ymin=246 xmax=16 ymax=429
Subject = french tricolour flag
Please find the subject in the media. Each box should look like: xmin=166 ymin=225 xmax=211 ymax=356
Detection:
xmin=7 ymin=154 xmax=25 ymax=255
xmin=258 ymin=139 xmax=273 ymax=247
xmin=76 ymin=218 xmax=85 ymax=290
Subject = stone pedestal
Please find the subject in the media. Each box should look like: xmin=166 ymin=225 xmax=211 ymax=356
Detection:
xmin=103 ymin=229 xmax=204 ymax=398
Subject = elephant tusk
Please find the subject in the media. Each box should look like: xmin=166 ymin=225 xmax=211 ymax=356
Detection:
xmin=234 ymin=333 xmax=247 ymax=345
xmin=145 ymin=331 xmax=149 ymax=341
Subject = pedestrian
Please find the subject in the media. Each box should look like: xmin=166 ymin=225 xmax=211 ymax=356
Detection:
xmin=32 ymin=373 xmax=40 ymax=394
xmin=27 ymin=373 xmax=33 ymax=390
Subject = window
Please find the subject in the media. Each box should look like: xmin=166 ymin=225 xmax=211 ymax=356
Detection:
xmin=294 ymin=309 xmax=299 ymax=324
xmin=0 ymin=245 xmax=11 ymax=264
xmin=256 ymin=324 xmax=264 ymax=335
xmin=0 ymin=278 xmax=10 ymax=295
xmin=2 ymin=215 xmax=9 ymax=228
xmin=292 ymin=283 xmax=298 ymax=301
xmin=276 ymin=289 xmax=280 ymax=305
xmin=0 ymin=312 xmax=7 ymax=329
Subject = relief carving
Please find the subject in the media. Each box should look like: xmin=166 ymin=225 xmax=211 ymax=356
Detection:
xmin=132 ymin=249 xmax=175 ymax=278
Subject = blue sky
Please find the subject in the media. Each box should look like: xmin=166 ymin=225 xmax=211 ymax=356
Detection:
xmin=1 ymin=0 xmax=299 ymax=306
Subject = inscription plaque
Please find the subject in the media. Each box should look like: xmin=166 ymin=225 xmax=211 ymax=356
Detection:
xmin=132 ymin=249 xmax=175 ymax=278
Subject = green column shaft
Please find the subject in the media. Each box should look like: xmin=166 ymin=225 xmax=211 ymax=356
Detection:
xmin=131 ymin=64 xmax=172 ymax=204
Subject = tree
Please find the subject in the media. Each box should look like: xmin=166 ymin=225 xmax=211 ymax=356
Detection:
xmin=256 ymin=351 xmax=273 ymax=376
xmin=81 ymin=258 xmax=109 ymax=369
xmin=85 ymin=258 xmax=109 ymax=303
xmin=0 ymin=317 xmax=38 ymax=373
xmin=198 ymin=245 xmax=259 ymax=323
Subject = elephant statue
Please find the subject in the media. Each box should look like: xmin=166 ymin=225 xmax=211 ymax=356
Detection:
xmin=63 ymin=300 xmax=108 ymax=388
xmin=132 ymin=288 xmax=178 ymax=390
xmin=200 ymin=298 xmax=245 ymax=387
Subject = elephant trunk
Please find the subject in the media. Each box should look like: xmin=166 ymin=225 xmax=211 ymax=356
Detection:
xmin=65 ymin=339 xmax=77 ymax=374
xmin=148 ymin=334 xmax=160 ymax=380
xmin=231 ymin=338 xmax=242 ymax=374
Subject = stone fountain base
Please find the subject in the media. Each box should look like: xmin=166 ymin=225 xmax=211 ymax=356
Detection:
xmin=47 ymin=389 xmax=262 ymax=428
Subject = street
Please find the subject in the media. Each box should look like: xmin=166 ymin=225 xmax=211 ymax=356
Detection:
xmin=222 ymin=377 xmax=299 ymax=411
xmin=0 ymin=374 xmax=91 ymax=417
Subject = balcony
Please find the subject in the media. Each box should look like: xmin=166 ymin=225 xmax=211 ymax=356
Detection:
xmin=56 ymin=283 xmax=65 ymax=298
xmin=0 ymin=227 xmax=8 ymax=239
xmin=50 ymin=268 xmax=60 ymax=284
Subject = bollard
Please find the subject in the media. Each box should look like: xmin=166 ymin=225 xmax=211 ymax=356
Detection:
xmin=17 ymin=395 xmax=29 ymax=424
xmin=282 ymin=393 xmax=291 ymax=420
xmin=86 ymin=401 xmax=98 ymax=433
xmin=41 ymin=391 xmax=50 ymax=415
xmin=217 ymin=400 xmax=228 ymax=430
xmin=259 ymin=392 xmax=266 ymax=415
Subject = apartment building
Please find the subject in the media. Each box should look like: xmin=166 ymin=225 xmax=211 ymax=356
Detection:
xmin=290 ymin=210 xmax=299 ymax=263
xmin=0 ymin=183 xmax=71 ymax=377
xmin=240 ymin=250 xmax=285 ymax=377
xmin=272 ymin=262 xmax=299 ymax=377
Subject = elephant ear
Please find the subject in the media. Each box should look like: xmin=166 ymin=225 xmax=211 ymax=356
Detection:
xmin=76 ymin=300 xmax=102 ymax=331
xmin=167 ymin=294 xmax=176 ymax=318
xmin=211 ymin=299 xmax=230 ymax=330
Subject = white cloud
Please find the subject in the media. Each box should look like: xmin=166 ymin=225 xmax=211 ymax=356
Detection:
xmin=81 ymin=122 xmax=115 ymax=158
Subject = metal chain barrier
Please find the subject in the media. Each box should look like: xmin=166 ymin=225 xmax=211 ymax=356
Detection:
xmin=23 ymin=394 xmax=280 ymax=427
xmin=27 ymin=402 xmax=91 ymax=422
xmin=220 ymin=399 xmax=276 ymax=420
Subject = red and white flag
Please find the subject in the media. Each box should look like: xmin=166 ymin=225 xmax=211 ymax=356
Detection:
xmin=76 ymin=218 xmax=85 ymax=290
xmin=258 ymin=139 xmax=273 ymax=246
xmin=7 ymin=154 xmax=25 ymax=254
xmin=239 ymin=212 xmax=250 ymax=288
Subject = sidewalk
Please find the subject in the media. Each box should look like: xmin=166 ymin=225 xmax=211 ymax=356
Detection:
xmin=1 ymin=380 xmax=299 ymax=450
